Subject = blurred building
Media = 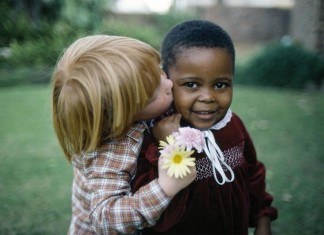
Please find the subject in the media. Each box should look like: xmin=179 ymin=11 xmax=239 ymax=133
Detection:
xmin=113 ymin=0 xmax=173 ymax=13
xmin=291 ymin=0 xmax=324 ymax=55
xmin=111 ymin=0 xmax=323 ymax=55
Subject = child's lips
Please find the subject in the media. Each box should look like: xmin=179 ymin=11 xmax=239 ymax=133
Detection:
xmin=193 ymin=110 xmax=216 ymax=120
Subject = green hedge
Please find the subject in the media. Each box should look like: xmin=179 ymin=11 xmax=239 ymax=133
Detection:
xmin=1 ymin=10 xmax=198 ymax=87
xmin=236 ymin=43 xmax=324 ymax=90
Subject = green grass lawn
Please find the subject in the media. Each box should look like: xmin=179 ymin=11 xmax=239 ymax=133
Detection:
xmin=0 ymin=85 xmax=72 ymax=234
xmin=0 ymin=85 xmax=323 ymax=234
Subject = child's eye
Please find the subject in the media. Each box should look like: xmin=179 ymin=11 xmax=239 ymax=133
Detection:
xmin=184 ymin=82 xmax=197 ymax=88
xmin=215 ymin=82 xmax=228 ymax=89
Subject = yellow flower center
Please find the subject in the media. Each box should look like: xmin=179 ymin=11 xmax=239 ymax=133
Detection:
xmin=172 ymin=154 xmax=183 ymax=164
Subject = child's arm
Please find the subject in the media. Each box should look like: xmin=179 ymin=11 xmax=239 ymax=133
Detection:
xmin=84 ymin=131 xmax=195 ymax=234
xmin=158 ymin=153 xmax=196 ymax=197
xmin=254 ymin=216 xmax=272 ymax=235
xmin=131 ymin=115 xmax=195 ymax=232
xmin=152 ymin=113 xmax=196 ymax=197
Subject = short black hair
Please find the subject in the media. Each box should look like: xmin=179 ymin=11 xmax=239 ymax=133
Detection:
xmin=161 ymin=19 xmax=235 ymax=75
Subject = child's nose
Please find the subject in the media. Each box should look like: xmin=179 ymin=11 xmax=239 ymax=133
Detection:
xmin=198 ymin=88 xmax=215 ymax=102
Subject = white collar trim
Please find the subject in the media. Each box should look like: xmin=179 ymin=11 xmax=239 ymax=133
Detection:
xmin=209 ymin=109 xmax=232 ymax=130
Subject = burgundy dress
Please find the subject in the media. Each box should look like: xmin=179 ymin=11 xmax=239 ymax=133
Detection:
xmin=132 ymin=113 xmax=277 ymax=235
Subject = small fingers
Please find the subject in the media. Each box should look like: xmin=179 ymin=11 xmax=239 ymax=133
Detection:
xmin=162 ymin=113 xmax=181 ymax=123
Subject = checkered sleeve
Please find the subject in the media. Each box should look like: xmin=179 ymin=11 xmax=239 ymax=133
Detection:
xmin=83 ymin=137 xmax=171 ymax=234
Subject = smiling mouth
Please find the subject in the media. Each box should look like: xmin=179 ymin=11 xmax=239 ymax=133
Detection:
xmin=193 ymin=110 xmax=216 ymax=115
xmin=191 ymin=110 xmax=219 ymax=121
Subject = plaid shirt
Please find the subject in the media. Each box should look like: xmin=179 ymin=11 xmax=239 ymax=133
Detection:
xmin=68 ymin=122 xmax=171 ymax=235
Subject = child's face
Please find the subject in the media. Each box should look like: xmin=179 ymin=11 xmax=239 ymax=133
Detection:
xmin=169 ymin=47 xmax=233 ymax=130
xmin=134 ymin=73 xmax=173 ymax=121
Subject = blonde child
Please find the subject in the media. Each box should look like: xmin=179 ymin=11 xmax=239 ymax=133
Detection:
xmin=132 ymin=20 xmax=278 ymax=235
xmin=51 ymin=35 xmax=196 ymax=234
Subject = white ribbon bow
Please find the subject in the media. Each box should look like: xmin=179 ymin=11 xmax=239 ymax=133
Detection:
xmin=202 ymin=109 xmax=235 ymax=185
xmin=203 ymin=130 xmax=234 ymax=185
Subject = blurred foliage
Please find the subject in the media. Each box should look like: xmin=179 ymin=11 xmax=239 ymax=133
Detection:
xmin=152 ymin=9 xmax=199 ymax=43
xmin=61 ymin=0 xmax=107 ymax=31
xmin=98 ymin=20 xmax=162 ymax=49
xmin=236 ymin=42 xmax=324 ymax=90
xmin=1 ymin=0 xmax=109 ymax=64
xmin=98 ymin=10 xmax=197 ymax=50
xmin=5 ymin=0 xmax=324 ymax=91
xmin=0 ymin=0 xmax=62 ymax=47
xmin=0 ymin=0 xmax=197 ymax=87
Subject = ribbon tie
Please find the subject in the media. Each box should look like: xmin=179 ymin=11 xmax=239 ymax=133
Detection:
xmin=202 ymin=109 xmax=235 ymax=185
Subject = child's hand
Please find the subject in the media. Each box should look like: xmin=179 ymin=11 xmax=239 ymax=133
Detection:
xmin=153 ymin=114 xmax=181 ymax=142
xmin=157 ymin=155 xmax=196 ymax=198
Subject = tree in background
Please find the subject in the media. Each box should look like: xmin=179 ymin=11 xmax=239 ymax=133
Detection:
xmin=0 ymin=0 xmax=113 ymax=47
xmin=61 ymin=0 xmax=109 ymax=31
xmin=0 ymin=0 xmax=114 ymax=87
xmin=0 ymin=0 xmax=62 ymax=47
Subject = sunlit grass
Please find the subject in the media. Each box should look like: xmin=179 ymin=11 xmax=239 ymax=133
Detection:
xmin=0 ymin=85 xmax=72 ymax=234
xmin=0 ymin=85 xmax=323 ymax=234
xmin=232 ymin=86 xmax=324 ymax=235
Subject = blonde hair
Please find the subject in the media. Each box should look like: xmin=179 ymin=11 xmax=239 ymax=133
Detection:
xmin=51 ymin=35 xmax=161 ymax=161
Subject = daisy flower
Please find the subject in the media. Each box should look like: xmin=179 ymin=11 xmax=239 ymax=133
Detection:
xmin=161 ymin=147 xmax=195 ymax=178
xmin=159 ymin=135 xmax=177 ymax=155
xmin=159 ymin=127 xmax=205 ymax=178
